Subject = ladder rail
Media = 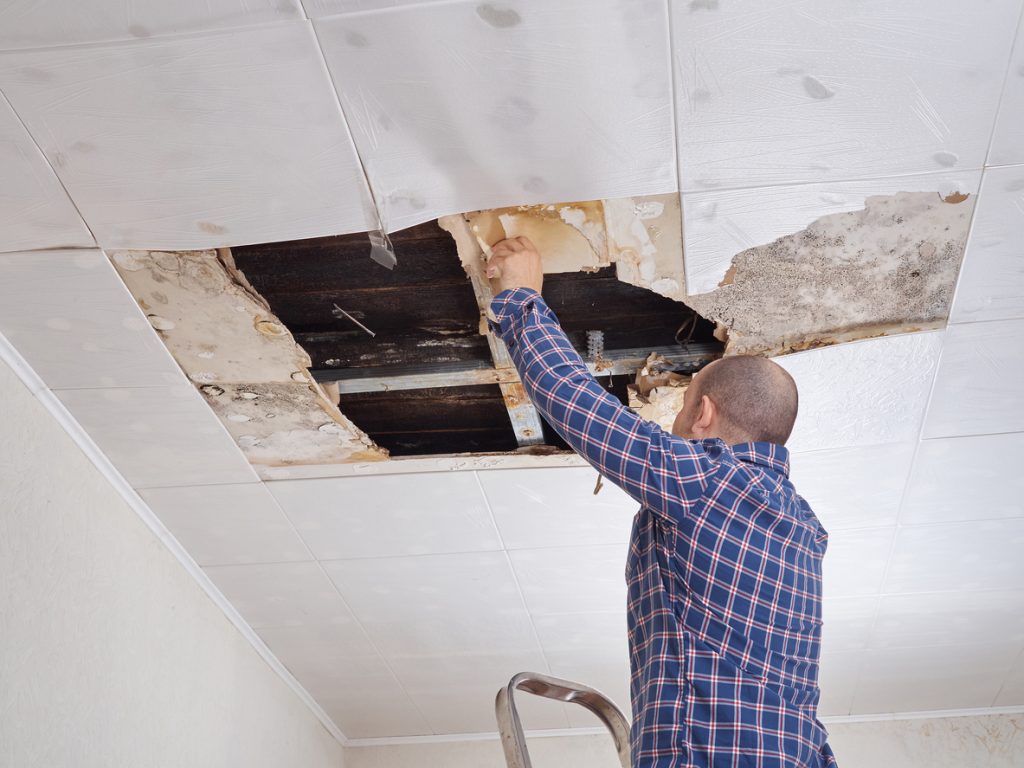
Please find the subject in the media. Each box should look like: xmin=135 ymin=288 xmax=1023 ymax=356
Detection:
xmin=495 ymin=672 xmax=631 ymax=768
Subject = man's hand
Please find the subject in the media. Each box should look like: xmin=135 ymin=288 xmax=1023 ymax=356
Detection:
xmin=485 ymin=236 xmax=543 ymax=295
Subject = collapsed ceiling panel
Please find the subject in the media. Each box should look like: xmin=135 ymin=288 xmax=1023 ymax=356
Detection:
xmin=314 ymin=0 xmax=675 ymax=232
xmin=671 ymin=0 xmax=1022 ymax=190
xmin=0 ymin=23 xmax=372 ymax=250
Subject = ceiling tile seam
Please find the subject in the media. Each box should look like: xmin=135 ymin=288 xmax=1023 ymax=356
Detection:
xmin=856 ymin=638 xmax=1024 ymax=655
xmin=945 ymin=167 xmax=998 ymax=330
xmin=983 ymin=161 xmax=1024 ymax=170
xmin=679 ymin=166 xmax=987 ymax=198
xmin=948 ymin=313 xmax=1024 ymax=327
xmin=0 ymin=244 xmax=101 ymax=257
xmin=0 ymin=88 xmax=96 ymax=250
xmin=664 ymin=0 xmax=687 ymax=292
xmin=476 ymin=470 xmax=570 ymax=727
xmin=259 ymin=482 xmax=320 ymax=563
xmin=917 ymin=429 xmax=1024 ymax=444
xmin=990 ymin=643 xmax=1024 ymax=706
xmin=310 ymin=559 xmax=437 ymax=737
xmin=0 ymin=17 xmax=312 ymax=56
xmin=0 ymin=330 xmax=348 ymax=748
xmin=309 ymin=0 xmax=480 ymax=23
xmin=983 ymin=0 xmax=1024 ymax=166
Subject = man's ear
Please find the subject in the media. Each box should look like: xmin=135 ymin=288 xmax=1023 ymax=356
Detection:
xmin=695 ymin=395 xmax=717 ymax=432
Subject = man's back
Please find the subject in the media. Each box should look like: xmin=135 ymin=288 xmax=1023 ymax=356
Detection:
xmin=488 ymin=282 xmax=837 ymax=767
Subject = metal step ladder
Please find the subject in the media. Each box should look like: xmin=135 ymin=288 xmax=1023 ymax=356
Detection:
xmin=495 ymin=672 xmax=631 ymax=768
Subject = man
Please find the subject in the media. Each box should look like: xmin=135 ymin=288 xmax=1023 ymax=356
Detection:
xmin=485 ymin=236 xmax=837 ymax=768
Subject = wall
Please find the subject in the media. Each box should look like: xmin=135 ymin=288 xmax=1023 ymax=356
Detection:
xmin=0 ymin=356 xmax=345 ymax=768
xmin=344 ymin=713 xmax=1024 ymax=768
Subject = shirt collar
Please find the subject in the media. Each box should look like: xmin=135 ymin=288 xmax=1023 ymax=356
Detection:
xmin=722 ymin=440 xmax=791 ymax=477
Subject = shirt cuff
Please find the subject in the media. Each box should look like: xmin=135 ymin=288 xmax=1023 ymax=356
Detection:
xmin=488 ymin=287 xmax=542 ymax=339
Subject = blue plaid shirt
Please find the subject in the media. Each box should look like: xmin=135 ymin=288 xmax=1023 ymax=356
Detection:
xmin=490 ymin=288 xmax=837 ymax=768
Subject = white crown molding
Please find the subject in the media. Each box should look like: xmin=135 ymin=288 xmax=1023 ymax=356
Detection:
xmin=0 ymin=332 xmax=350 ymax=748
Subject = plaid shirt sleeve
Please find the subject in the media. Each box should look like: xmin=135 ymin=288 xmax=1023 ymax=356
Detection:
xmin=489 ymin=287 xmax=711 ymax=521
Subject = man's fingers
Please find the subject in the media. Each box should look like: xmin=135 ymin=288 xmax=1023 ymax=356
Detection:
xmin=514 ymin=236 xmax=536 ymax=252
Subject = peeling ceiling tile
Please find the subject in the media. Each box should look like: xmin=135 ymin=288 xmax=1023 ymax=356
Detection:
xmin=923 ymin=318 xmax=1024 ymax=438
xmin=775 ymin=332 xmax=943 ymax=453
xmin=55 ymin=384 xmax=258 ymax=488
xmin=316 ymin=0 xmax=675 ymax=232
xmin=884 ymin=518 xmax=1024 ymax=593
xmin=852 ymin=642 xmax=1021 ymax=713
xmin=788 ymin=443 xmax=915 ymax=531
xmin=901 ymin=433 xmax=1024 ymax=525
xmin=0 ymin=23 xmax=371 ymax=250
xmin=0 ymin=250 xmax=183 ymax=388
xmin=138 ymin=483 xmax=313 ymax=566
xmin=0 ymin=0 xmax=303 ymax=50
xmin=0 ymin=95 xmax=93 ymax=253
xmin=682 ymin=172 xmax=981 ymax=296
xmin=988 ymin=9 xmax=1024 ymax=166
xmin=950 ymin=166 xmax=1024 ymax=324
xmin=268 ymin=472 xmax=502 ymax=559
xmin=672 ymin=0 xmax=1021 ymax=190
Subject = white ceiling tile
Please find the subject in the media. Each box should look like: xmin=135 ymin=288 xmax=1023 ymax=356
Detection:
xmin=901 ymin=433 xmax=1024 ymax=525
xmin=204 ymin=562 xmax=353 ymax=627
xmin=268 ymin=472 xmax=501 ymax=559
xmin=0 ymin=1 xmax=303 ymax=50
xmin=682 ymin=171 xmax=982 ymax=294
xmin=822 ymin=596 xmax=878 ymax=653
xmin=304 ymin=0 xmax=424 ymax=17
xmin=322 ymin=552 xmax=541 ymax=657
xmin=316 ymin=0 xmax=675 ymax=232
xmin=55 ymin=385 xmax=257 ymax=488
xmin=532 ymin=612 xmax=629 ymax=667
xmin=950 ymin=166 xmax=1024 ymax=324
xmin=0 ymin=250 xmax=183 ymax=388
xmin=479 ymin=467 xmax=636 ymax=550
xmin=988 ymin=10 xmax=1024 ymax=167
xmin=0 ymin=23 xmax=370 ymax=250
xmin=995 ymin=648 xmax=1024 ymax=707
xmin=822 ymin=526 xmax=894 ymax=599
xmin=320 ymin=689 xmax=431 ymax=738
xmin=510 ymin=545 xmax=628 ymax=616
xmin=883 ymin=518 xmax=1024 ymax=594
xmin=852 ymin=643 xmax=1020 ymax=713
xmin=256 ymin=624 xmax=388 ymax=696
xmin=139 ymin=483 xmax=312 ymax=566
xmin=817 ymin=650 xmax=862 ymax=716
xmin=871 ymin=590 xmax=1024 ymax=649
xmin=672 ymin=0 xmax=1020 ymax=191
xmin=0 ymin=94 xmax=92 ymax=253
xmin=923 ymin=318 xmax=1024 ymax=438
xmin=789 ymin=443 xmax=916 ymax=532
xmin=389 ymin=652 xmax=569 ymax=733
xmin=776 ymin=333 xmax=943 ymax=453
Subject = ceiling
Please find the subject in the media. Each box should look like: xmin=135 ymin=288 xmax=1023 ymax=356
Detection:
xmin=0 ymin=0 xmax=1023 ymax=746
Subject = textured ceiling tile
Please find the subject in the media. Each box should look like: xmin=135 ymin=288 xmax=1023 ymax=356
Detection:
xmin=682 ymin=171 xmax=981 ymax=295
xmin=950 ymin=165 xmax=1024 ymax=324
xmin=0 ymin=95 xmax=92 ymax=253
xmin=871 ymin=590 xmax=1024 ymax=649
xmin=901 ymin=433 xmax=1024 ymax=525
xmin=672 ymin=0 xmax=1020 ymax=191
xmin=821 ymin=526 xmax=894 ymax=599
xmin=821 ymin=596 xmax=878 ymax=653
xmin=852 ymin=642 xmax=1021 ymax=713
xmin=509 ymin=544 xmax=628 ymax=616
xmin=0 ymin=0 xmax=303 ymax=50
xmin=322 ymin=552 xmax=541 ymax=657
xmin=816 ymin=650 xmax=861 ymax=716
xmin=319 ymin=690 xmax=431 ymax=739
xmin=257 ymin=624 xmax=388 ymax=695
xmin=316 ymin=0 xmax=675 ymax=232
xmin=204 ymin=561 xmax=353 ymax=627
xmin=268 ymin=472 xmax=502 ymax=559
xmin=139 ymin=483 xmax=313 ymax=566
xmin=995 ymin=650 xmax=1024 ymax=707
xmin=789 ymin=443 xmax=915 ymax=531
xmin=988 ymin=9 xmax=1024 ymax=166
xmin=923 ymin=318 xmax=1024 ymax=438
xmin=883 ymin=518 xmax=1024 ymax=593
xmin=0 ymin=250 xmax=183 ymax=388
xmin=0 ymin=23 xmax=371 ymax=250
xmin=479 ymin=467 xmax=636 ymax=549
xmin=55 ymin=384 xmax=258 ymax=488
xmin=304 ymin=0 xmax=426 ymax=15
xmin=775 ymin=332 xmax=943 ymax=453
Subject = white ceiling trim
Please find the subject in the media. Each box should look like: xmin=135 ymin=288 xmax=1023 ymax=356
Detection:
xmin=0 ymin=330 xmax=352 ymax=748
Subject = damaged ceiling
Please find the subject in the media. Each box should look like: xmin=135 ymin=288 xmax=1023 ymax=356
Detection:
xmin=0 ymin=0 xmax=1023 ymax=747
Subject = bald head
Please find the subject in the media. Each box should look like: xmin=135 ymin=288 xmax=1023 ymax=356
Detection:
xmin=676 ymin=356 xmax=799 ymax=446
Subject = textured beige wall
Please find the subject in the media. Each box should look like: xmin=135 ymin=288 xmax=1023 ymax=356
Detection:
xmin=345 ymin=713 xmax=1024 ymax=767
xmin=0 ymin=357 xmax=345 ymax=768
